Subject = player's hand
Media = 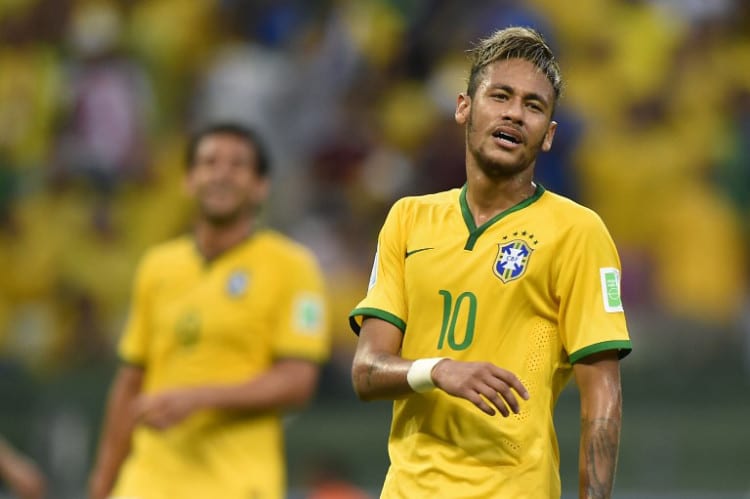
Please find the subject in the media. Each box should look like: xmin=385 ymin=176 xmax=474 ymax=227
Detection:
xmin=0 ymin=451 xmax=47 ymax=499
xmin=431 ymin=359 xmax=529 ymax=417
xmin=135 ymin=389 xmax=202 ymax=430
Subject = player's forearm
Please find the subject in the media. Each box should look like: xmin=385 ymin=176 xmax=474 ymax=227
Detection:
xmin=351 ymin=350 xmax=414 ymax=401
xmin=578 ymin=412 xmax=621 ymax=498
xmin=90 ymin=366 xmax=142 ymax=497
xmin=574 ymin=351 xmax=622 ymax=499
xmin=0 ymin=439 xmax=46 ymax=499
xmin=193 ymin=360 xmax=319 ymax=413
xmin=90 ymin=429 xmax=130 ymax=496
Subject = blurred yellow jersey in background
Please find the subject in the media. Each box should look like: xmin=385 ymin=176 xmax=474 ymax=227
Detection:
xmin=350 ymin=185 xmax=631 ymax=498
xmin=115 ymin=230 xmax=330 ymax=499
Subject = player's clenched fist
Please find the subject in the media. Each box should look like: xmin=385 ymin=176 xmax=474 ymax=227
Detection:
xmin=430 ymin=359 xmax=530 ymax=417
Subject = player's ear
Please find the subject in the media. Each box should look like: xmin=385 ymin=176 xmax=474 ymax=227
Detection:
xmin=541 ymin=120 xmax=557 ymax=152
xmin=455 ymin=93 xmax=471 ymax=126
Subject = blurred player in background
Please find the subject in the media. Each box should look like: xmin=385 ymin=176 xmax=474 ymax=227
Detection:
xmin=0 ymin=436 xmax=46 ymax=499
xmin=89 ymin=123 xmax=330 ymax=499
xmin=350 ymin=27 xmax=631 ymax=498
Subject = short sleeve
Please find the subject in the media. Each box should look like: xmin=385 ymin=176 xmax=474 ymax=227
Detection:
xmin=556 ymin=214 xmax=632 ymax=363
xmin=271 ymin=250 xmax=330 ymax=363
xmin=118 ymin=252 xmax=155 ymax=365
xmin=349 ymin=199 xmax=408 ymax=334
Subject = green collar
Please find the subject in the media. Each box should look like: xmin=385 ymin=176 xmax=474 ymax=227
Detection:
xmin=459 ymin=183 xmax=545 ymax=250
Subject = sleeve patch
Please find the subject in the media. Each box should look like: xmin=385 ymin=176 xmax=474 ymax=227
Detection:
xmin=600 ymin=267 xmax=624 ymax=312
xmin=294 ymin=294 xmax=325 ymax=334
xmin=368 ymin=244 xmax=379 ymax=291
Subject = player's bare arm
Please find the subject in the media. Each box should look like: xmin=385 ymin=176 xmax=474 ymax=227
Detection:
xmin=0 ymin=436 xmax=47 ymax=499
xmin=135 ymin=359 xmax=319 ymax=430
xmin=89 ymin=364 xmax=143 ymax=499
xmin=574 ymin=350 xmax=622 ymax=499
xmin=352 ymin=317 xmax=529 ymax=416
xmin=351 ymin=317 xmax=413 ymax=400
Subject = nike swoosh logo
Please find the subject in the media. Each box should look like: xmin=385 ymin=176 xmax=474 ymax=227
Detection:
xmin=405 ymin=247 xmax=434 ymax=258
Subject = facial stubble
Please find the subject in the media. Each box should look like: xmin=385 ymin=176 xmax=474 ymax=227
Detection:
xmin=465 ymin=105 xmax=546 ymax=180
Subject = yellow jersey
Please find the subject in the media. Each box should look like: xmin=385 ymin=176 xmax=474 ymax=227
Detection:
xmin=115 ymin=229 xmax=330 ymax=499
xmin=350 ymin=185 xmax=631 ymax=499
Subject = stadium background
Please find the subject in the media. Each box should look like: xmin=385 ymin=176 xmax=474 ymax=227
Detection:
xmin=0 ymin=0 xmax=748 ymax=497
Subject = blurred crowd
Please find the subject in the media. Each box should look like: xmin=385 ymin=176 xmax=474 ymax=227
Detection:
xmin=0 ymin=0 xmax=749 ymax=494
xmin=1 ymin=0 xmax=748 ymax=377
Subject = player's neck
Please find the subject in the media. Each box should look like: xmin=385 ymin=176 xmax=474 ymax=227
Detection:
xmin=194 ymin=216 xmax=255 ymax=261
xmin=465 ymin=167 xmax=536 ymax=227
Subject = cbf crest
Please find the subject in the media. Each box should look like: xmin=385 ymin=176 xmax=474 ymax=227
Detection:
xmin=226 ymin=269 xmax=250 ymax=297
xmin=494 ymin=240 xmax=534 ymax=283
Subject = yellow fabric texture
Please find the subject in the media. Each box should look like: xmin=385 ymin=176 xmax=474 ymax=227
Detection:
xmin=350 ymin=187 xmax=630 ymax=498
xmin=115 ymin=229 xmax=330 ymax=499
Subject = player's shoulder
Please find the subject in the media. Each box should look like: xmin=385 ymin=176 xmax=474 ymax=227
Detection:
xmin=253 ymin=229 xmax=321 ymax=267
xmin=139 ymin=235 xmax=195 ymax=269
xmin=391 ymin=188 xmax=461 ymax=215
xmin=397 ymin=188 xmax=460 ymax=208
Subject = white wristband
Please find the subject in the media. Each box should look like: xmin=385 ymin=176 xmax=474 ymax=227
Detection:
xmin=406 ymin=357 xmax=446 ymax=393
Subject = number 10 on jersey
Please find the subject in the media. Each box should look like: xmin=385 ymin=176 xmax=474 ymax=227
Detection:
xmin=437 ymin=290 xmax=477 ymax=351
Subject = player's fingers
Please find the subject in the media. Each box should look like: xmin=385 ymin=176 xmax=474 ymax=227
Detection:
xmin=132 ymin=396 xmax=147 ymax=417
xmin=484 ymin=376 xmax=521 ymax=414
xmin=141 ymin=403 xmax=170 ymax=427
xmin=489 ymin=366 xmax=530 ymax=400
xmin=139 ymin=409 xmax=159 ymax=426
xmin=464 ymin=391 xmax=496 ymax=416
xmin=134 ymin=394 xmax=162 ymax=420
xmin=498 ymin=384 xmax=521 ymax=414
xmin=155 ymin=419 xmax=172 ymax=430
xmin=476 ymin=384 xmax=511 ymax=417
xmin=146 ymin=413 xmax=170 ymax=430
xmin=140 ymin=415 xmax=158 ymax=428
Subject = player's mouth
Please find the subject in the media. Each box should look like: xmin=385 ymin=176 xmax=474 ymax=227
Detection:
xmin=491 ymin=127 xmax=524 ymax=149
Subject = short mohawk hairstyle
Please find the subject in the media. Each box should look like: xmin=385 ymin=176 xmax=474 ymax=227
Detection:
xmin=466 ymin=26 xmax=562 ymax=102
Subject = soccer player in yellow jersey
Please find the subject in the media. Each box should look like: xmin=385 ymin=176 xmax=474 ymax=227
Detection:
xmin=89 ymin=123 xmax=330 ymax=499
xmin=350 ymin=27 xmax=631 ymax=499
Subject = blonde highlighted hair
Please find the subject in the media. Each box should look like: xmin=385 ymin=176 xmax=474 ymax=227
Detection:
xmin=467 ymin=27 xmax=562 ymax=102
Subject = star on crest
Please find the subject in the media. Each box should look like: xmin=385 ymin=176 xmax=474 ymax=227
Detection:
xmin=499 ymin=229 xmax=540 ymax=246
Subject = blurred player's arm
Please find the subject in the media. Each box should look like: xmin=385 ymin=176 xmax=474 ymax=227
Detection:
xmin=135 ymin=358 xmax=320 ymax=430
xmin=0 ymin=435 xmax=46 ymax=499
xmin=351 ymin=317 xmax=528 ymax=416
xmin=574 ymin=350 xmax=622 ymax=499
xmin=89 ymin=364 xmax=143 ymax=499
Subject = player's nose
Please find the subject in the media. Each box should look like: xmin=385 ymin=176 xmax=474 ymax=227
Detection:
xmin=500 ymin=97 xmax=524 ymax=124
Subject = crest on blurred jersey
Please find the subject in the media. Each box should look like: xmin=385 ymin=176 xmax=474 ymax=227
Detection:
xmin=493 ymin=240 xmax=533 ymax=283
xmin=175 ymin=309 xmax=201 ymax=347
xmin=226 ymin=269 xmax=250 ymax=297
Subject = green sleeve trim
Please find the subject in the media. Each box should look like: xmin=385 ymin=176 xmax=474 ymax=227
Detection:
xmin=118 ymin=355 xmax=145 ymax=369
xmin=349 ymin=307 xmax=406 ymax=335
xmin=568 ymin=340 xmax=632 ymax=364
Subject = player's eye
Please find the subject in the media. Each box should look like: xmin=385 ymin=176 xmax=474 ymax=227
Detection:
xmin=527 ymin=102 xmax=543 ymax=112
